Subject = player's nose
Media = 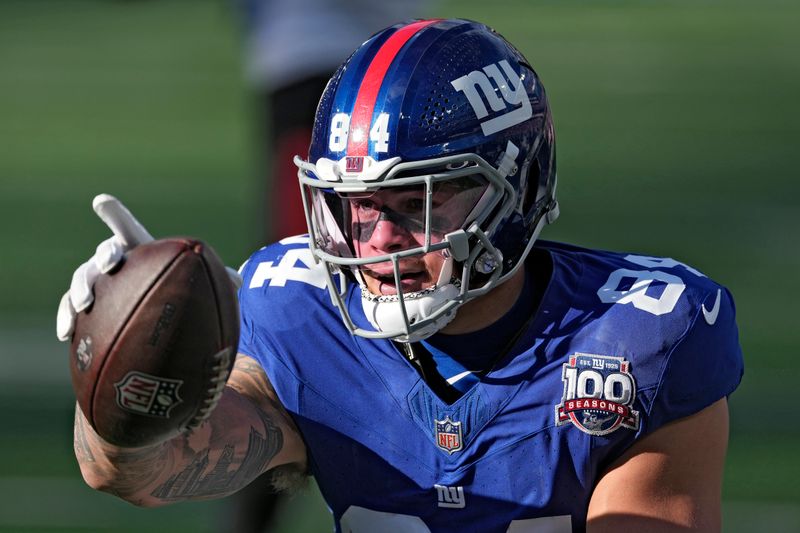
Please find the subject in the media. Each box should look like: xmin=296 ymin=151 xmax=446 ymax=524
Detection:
xmin=368 ymin=215 xmax=415 ymax=252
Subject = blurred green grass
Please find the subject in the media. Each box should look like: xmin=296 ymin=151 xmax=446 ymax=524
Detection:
xmin=0 ymin=0 xmax=255 ymax=327
xmin=0 ymin=0 xmax=798 ymax=531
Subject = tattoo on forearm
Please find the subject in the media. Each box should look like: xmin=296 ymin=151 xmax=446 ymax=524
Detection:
xmin=73 ymin=408 xmax=95 ymax=463
xmin=74 ymin=404 xmax=164 ymax=501
xmin=151 ymin=403 xmax=284 ymax=500
xmin=106 ymin=444 xmax=172 ymax=499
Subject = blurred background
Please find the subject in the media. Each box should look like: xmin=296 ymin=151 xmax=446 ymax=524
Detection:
xmin=1 ymin=0 xmax=798 ymax=531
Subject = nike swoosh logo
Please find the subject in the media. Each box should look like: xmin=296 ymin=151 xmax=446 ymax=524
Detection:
xmin=702 ymin=289 xmax=722 ymax=326
xmin=447 ymin=371 xmax=473 ymax=385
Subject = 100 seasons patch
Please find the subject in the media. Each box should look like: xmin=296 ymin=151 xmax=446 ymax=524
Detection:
xmin=555 ymin=353 xmax=640 ymax=436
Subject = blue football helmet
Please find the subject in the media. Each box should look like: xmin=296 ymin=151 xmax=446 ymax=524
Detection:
xmin=295 ymin=18 xmax=558 ymax=342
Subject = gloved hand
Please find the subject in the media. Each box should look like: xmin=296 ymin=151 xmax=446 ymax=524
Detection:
xmin=56 ymin=194 xmax=242 ymax=341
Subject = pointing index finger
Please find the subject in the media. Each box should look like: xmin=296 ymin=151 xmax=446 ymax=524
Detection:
xmin=92 ymin=194 xmax=154 ymax=248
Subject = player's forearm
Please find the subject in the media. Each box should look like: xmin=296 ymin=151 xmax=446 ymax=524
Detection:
xmin=74 ymin=385 xmax=299 ymax=507
xmin=74 ymin=402 xmax=172 ymax=506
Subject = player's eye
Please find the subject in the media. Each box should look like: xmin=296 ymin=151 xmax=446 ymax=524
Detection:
xmin=352 ymin=199 xmax=378 ymax=214
xmin=400 ymin=197 xmax=425 ymax=214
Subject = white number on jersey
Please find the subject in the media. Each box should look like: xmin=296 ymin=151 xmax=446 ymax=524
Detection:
xmin=597 ymin=268 xmax=685 ymax=316
xmin=597 ymin=254 xmax=705 ymax=316
xmin=248 ymin=237 xmax=327 ymax=290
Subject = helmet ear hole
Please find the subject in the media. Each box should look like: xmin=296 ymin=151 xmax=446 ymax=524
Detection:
xmin=523 ymin=161 xmax=541 ymax=214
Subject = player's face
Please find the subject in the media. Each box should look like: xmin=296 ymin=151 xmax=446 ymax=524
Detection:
xmin=346 ymin=178 xmax=487 ymax=296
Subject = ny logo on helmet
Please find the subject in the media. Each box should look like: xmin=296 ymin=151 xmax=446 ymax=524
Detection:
xmin=451 ymin=60 xmax=533 ymax=136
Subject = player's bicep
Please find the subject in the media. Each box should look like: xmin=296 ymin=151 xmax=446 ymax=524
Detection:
xmin=587 ymin=398 xmax=729 ymax=532
xmin=227 ymin=353 xmax=274 ymax=402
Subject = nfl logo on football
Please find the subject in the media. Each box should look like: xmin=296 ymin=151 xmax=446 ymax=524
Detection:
xmin=435 ymin=416 xmax=463 ymax=454
xmin=114 ymin=371 xmax=183 ymax=418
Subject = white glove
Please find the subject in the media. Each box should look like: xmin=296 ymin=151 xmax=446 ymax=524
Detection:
xmin=56 ymin=194 xmax=154 ymax=341
xmin=56 ymin=194 xmax=242 ymax=342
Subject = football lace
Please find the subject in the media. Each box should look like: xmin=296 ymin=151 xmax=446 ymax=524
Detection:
xmin=186 ymin=347 xmax=232 ymax=429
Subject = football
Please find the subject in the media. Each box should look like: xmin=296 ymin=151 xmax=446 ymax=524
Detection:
xmin=69 ymin=237 xmax=239 ymax=447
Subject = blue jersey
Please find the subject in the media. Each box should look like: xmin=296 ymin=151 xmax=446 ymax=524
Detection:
xmin=238 ymin=237 xmax=743 ymax=533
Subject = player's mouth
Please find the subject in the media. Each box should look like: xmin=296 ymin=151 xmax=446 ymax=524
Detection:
xmin=361 ymin=268 xmax=430 ymax=295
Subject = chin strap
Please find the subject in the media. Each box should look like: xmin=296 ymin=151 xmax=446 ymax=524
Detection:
xmin=361 ymin=278 xmax=464 ymax=345
xmin=361 ymin=281 xmax=461 ymax=342
xmin=358 ymin=251 xmax=461 ymax=342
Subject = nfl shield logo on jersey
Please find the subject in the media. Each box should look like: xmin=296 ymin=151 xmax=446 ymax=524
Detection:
xmin=435 ymin=417 xmax=463 ymax=454
xmin=555 ymin=353 xmax=640 ymax=436
xmin=115 ymin=371 xmax=183 ymax=418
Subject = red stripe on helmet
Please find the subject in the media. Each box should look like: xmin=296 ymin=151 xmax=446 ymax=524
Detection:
xmin=346 ymin=19 xmax=439 ymax=156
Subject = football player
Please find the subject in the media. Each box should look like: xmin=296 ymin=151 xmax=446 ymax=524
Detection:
xmin=230 ymin=2 xmax=435 ymax=529
xmin=58 ymin=19 xmax=743 ymax=532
